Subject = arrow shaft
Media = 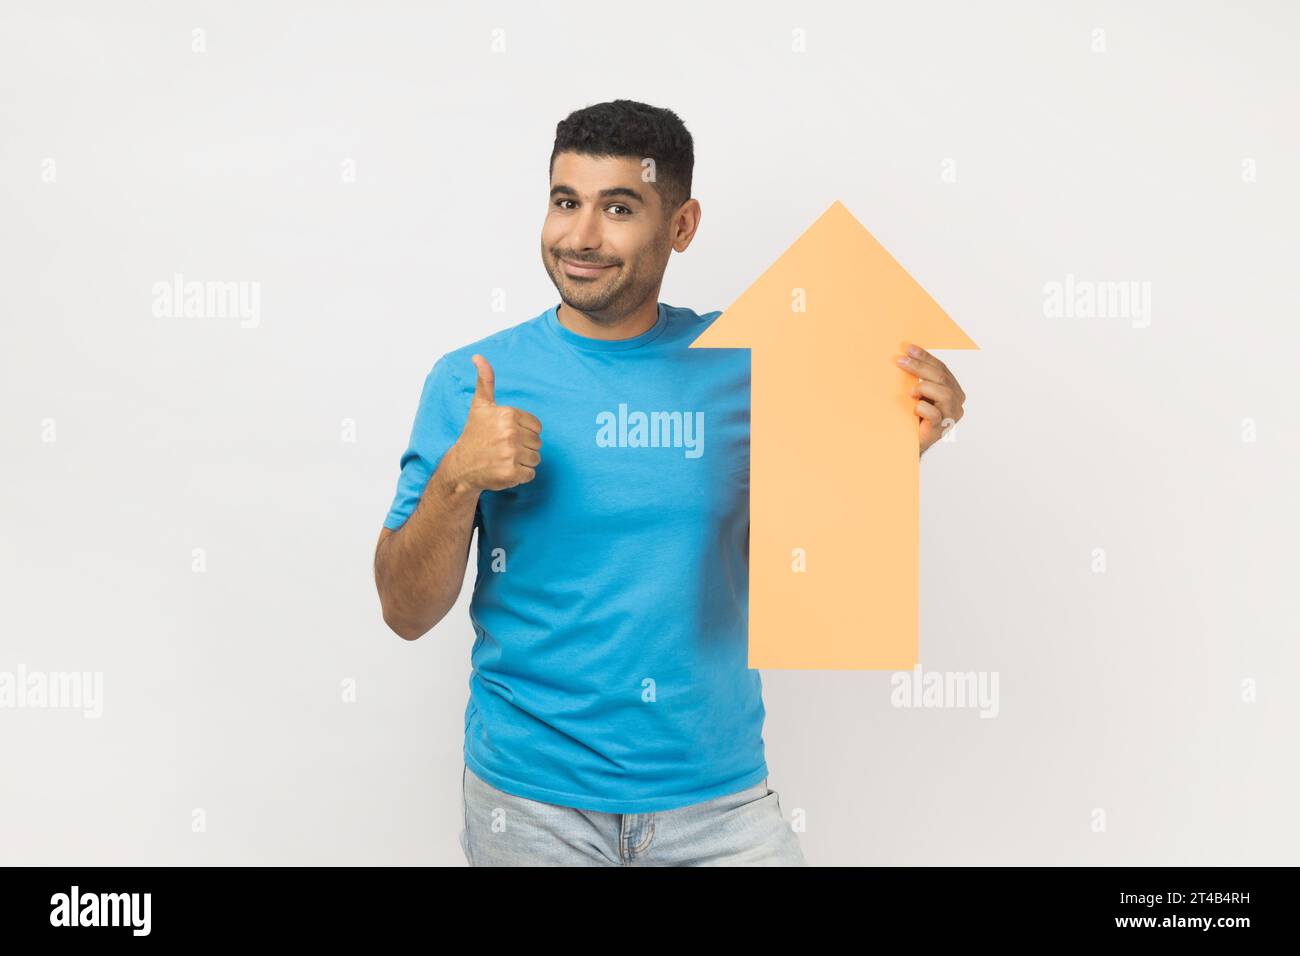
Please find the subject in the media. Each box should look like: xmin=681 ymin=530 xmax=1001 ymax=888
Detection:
xmin=747 ymin=349 xmax=920 ymax=669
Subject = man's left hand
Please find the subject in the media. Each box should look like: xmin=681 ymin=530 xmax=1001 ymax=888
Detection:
xmin=896 ymin=343 xmax=967 ymax=456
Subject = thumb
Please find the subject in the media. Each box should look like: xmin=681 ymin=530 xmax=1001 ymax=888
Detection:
xmin=470 ymin=354 xmax=496 ymax=406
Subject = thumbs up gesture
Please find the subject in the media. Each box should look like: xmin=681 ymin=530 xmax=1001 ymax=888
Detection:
xmin=441 ymin=354 xmax=543 ymax=491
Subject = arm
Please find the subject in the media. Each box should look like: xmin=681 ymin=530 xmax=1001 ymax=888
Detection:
xmin=374 ymin=353 xmax=542 ymax=641
xmin=373 ymin=465 xmax=481 ymax=640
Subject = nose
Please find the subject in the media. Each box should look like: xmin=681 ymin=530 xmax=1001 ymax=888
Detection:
xmin=567 ymin=205 xmax=604 ymax=255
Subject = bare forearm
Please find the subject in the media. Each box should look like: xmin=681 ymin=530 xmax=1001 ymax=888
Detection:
xmin=376 ymin=353 xmax=541 ymax=639
xmin=374 ymin=461 xmax=480 ymax=640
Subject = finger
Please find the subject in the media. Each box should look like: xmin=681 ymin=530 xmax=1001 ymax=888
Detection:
xmin=514 ymin=464 xmax=537 ymax=484
xmin=897 ymin=351 xmax=952 ymax=386
xmin=910 ymin=380 xmax=958 ymax=419
xmin=904 ymin=345 xmax=966 ymax=404
xmin=513 ymin=408 xmax=543 ymax=435
xmin=918 ymin=417 xmax=936 ymax=448
xmin=471 ymin=354 xmax=495 ymax=406
xmin=516 ymin=447 xmax=541 ymax=468
xmin=901 ymin=343 xmax=953 ymax=378
xmin=914 ymin=399 xmax=943 ymax=426
xmin=516 ymin=430 xmax=542 ymax=452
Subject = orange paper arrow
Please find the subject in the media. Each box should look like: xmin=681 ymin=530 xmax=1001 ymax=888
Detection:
xmin=690 ymin=200 xmax=978 ymax=669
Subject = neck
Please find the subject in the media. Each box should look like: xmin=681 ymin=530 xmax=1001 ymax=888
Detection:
xmin=556 ymin=300 xmax=659 ymax=340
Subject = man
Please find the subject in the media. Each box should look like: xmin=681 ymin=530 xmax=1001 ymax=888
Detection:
xmin=373 ymin=99 xmax=967 ymax=866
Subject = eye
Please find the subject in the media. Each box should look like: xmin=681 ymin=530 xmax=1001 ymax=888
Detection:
xmin=554 ymin=199 xmax=576 ymax=210
xmin=608 ymin=204 xmax=632 ymax=216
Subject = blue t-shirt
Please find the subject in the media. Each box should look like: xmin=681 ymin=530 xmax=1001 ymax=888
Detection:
xmin=383 ymin=301 xmax=766 ymax=813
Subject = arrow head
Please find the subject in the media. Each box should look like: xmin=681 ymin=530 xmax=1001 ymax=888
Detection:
xmin=690 ymin=200 xmax=978 ymax=355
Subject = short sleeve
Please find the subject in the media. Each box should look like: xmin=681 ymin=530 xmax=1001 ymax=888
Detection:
xmin=383 ymin=355 xmax=469 ymax=531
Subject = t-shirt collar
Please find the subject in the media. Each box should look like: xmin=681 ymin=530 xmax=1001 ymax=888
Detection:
xmin=545 ymin=301 xmax=668 ymax=352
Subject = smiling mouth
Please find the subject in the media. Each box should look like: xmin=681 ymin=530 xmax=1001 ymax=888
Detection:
xmin=561 ymin=258 xmax=617 ymax=278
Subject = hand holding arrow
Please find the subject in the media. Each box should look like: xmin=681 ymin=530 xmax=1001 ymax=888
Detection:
xmin=899 ymin=343 xmax=967 ymax=456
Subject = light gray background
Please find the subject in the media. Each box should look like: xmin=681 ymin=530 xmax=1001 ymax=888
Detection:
xmin=2 ymin=1 xmax=1296 ymax=865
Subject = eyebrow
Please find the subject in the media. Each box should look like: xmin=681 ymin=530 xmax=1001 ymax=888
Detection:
xmin=550 ymin=184 xmax=647 ymax=205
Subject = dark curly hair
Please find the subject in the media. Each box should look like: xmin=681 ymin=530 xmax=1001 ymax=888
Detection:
xmin=549 ymin=99 xmax=694 ymax=218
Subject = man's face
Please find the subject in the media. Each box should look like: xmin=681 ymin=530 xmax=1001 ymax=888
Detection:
xmin=540 ymin=151 xmax=674 ymax=323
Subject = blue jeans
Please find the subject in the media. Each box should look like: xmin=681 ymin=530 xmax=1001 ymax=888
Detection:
xmin=460 ymin=763 xmax=808 ymax=866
